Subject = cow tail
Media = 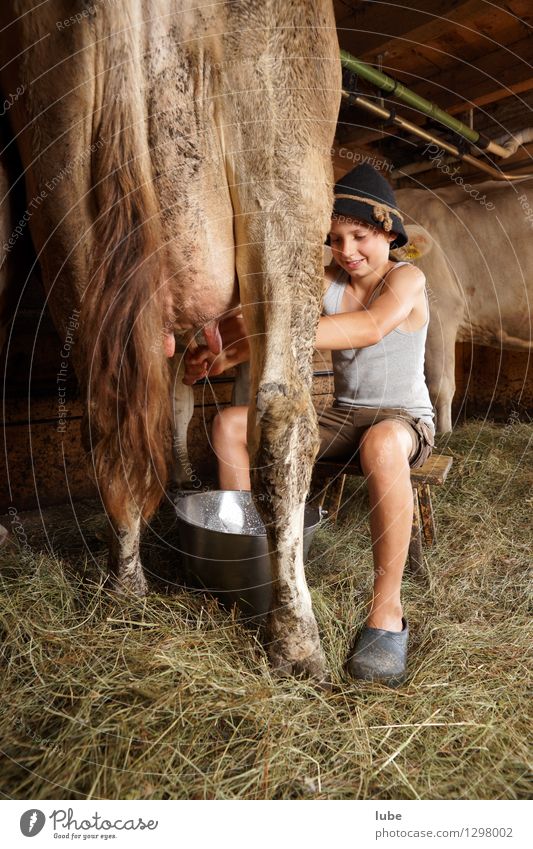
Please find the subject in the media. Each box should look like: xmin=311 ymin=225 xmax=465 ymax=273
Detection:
xmin=81 ymin=29 xmax=170 ymax=525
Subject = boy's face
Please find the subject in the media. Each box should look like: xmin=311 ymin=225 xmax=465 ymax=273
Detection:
xmin=329 ymin=216 xmax=395 ymax=277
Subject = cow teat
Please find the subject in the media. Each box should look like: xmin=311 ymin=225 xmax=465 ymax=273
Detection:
xmin=202 ymin=319 xmax=223 ymax=354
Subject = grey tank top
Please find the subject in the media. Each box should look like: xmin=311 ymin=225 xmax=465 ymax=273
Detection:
xmin=323 ymin=261 xmax=435 ymax=427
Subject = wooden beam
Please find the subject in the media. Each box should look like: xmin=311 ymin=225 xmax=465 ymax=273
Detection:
xmin=335 ymin=0 xmax=476 ymax=57
xmin=355 ymin=0 xmax=497 ymax=65
xmin=404 ymin=34 xmax=533 ymax=116
xmin=337 ymin=0 xmax=532 ymax=62
xmin=447 ymin=77 xmax=533 ymax=114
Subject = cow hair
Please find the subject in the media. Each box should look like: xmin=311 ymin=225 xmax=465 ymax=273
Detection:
xmin=80 ymin=8 xmax=170 ymax=524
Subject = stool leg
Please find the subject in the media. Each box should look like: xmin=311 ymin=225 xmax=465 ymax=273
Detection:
xmin=325 ymin=474 xmax=346 ymax=524
xmin=308 ymin=471 xmax=325 ymax=509
xmin=407 ymin=485 xmax=424 ymax=576
xmin=419 ymin=483 xmax=436 ymax=547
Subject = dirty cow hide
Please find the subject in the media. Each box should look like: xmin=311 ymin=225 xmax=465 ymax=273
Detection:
xmin=394 ymin=178 xmax=533 ymax=432
xmin=0 ymin=1 xmax=341 ymax=680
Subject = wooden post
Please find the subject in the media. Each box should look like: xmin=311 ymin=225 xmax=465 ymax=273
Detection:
xmin=418 ymin=483 xmax=436 ymax=546
xmin=408 ymin=485 xmax=424 ymax=575
xmin=326 ymin=474 xmax=347 ymax=524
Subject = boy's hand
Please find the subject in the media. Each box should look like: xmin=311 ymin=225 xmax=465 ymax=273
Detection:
xmin=182 ymin=344 xmax=240 ymax=385
xmin=182 ymin=314 xmax=251 ymax=385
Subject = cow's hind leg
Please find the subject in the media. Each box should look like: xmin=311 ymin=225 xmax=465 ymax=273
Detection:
xmin=232 ymin=166 xmax=334 ymax=682
xmin=252 ymin=383 xmax=326 ymax=680
xmin=223 ymin=2 xmax=340 ymax=680
xmin=108 ymin=514 xmax=148 ymax=596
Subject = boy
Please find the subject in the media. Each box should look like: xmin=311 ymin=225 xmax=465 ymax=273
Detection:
xmin=184 ymin=164 xmax=434 ymax=686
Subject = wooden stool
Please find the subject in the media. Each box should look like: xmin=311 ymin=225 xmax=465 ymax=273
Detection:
xmin=313 ymin=454 xmax=453 ymax=576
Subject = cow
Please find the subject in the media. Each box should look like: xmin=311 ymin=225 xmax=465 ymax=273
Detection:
xmin=393 ymin=177 xmax=533 ymax=432
xmin=0 ymin=1 xmax=341 ymax=681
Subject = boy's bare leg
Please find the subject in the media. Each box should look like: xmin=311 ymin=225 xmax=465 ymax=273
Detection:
xmin=212 ymin=405 xmax=251 ymax=490
xmin=359 ymin=421 xmax=414 ymax=633
xmin=213 ymin=409 xmax=413 ymax=632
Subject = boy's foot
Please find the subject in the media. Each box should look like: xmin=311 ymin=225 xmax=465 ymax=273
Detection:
xmin=345 ymin=617 xmax=409 ymax=687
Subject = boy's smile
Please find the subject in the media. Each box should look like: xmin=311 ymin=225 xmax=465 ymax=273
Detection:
xmin=344 ymin=258 xmax=365 ymax=271
xmin=329 ymin=215 xmax=394 ymax=283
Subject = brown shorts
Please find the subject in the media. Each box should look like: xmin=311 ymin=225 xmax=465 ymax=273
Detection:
xmin=317 ymin=404 xmax=435 ymax=470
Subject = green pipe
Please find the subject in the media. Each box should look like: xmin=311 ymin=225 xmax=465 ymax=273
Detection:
xmin=340 ymin=49 xmax=481 ymax=146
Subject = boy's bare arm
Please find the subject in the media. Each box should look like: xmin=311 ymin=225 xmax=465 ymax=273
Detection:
xmin=315 ymin=264 xmax=426 ymax=351
xmin=183 ymin=266 xmax=423 ymax=383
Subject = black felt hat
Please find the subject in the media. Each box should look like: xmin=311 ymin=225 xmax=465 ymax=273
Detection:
xmin=328 ymin=164 xmax=408 ymax=249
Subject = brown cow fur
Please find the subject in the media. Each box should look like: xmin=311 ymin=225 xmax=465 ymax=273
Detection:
xmin=0 ymin=1 xmax=341 ymax=679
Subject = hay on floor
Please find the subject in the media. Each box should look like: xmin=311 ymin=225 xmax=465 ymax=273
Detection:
xmin=0 ymin=421 xmax=531 ymax=799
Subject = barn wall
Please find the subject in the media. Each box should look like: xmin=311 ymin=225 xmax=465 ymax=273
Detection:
xmin=3 ymin=362 xmax=531 ymax=513
xmin=1 ymin=348 xmax=334 ymax=513
xmin=454 ymin=342 xmax=532 ymax=423
xmin=2 ymin=298 xmax=531 ymax=513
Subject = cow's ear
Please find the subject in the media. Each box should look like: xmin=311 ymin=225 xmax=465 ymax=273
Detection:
xmin=390 ymin=225 xmax=433 ymax=261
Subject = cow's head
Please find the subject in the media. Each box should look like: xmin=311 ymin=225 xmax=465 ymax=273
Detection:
xmin=390 ymin=225 xmax=433 ymax=262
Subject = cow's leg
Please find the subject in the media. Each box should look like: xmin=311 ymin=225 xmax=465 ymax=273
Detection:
xmin=170 ymin=347 xmax=195 ymax=491
xmin=222 ymin=6 xmax=340 ymax=680
xmin=425 ymin=320 xmax=461 ymax=433
xmin=108 ymin=514 xmax=147 ymax=596
xmin=79 ymin=410 xmax=148 ymax=596
xmin=250 ymin=350 xmax=326 ymax=679
xmin=232 ymin=164 xmax=334 ymax=681
xmin=252 ymin=390 xmax=329 ymax=679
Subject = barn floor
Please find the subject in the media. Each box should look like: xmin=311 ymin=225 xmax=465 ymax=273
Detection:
xmin=0 ymin=420 xmax=531 ymax=800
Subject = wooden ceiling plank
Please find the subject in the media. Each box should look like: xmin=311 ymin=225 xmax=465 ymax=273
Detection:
xmin=346 ymin=0 xmax=501 ymax=62
xmin=336 ymin=0 xmax=475 ymax=55
xmin=405 ymin=34 xmax=533 ymax=113
xmin=447 ymin=76 xmax=533 ymax=113
xmin=492 ymin=0 xmax=533 ymax=22
xmin=351 ymin=13 xmax=529 ymax=86
xmin=338 ymin=0 xmax=532 ymax=62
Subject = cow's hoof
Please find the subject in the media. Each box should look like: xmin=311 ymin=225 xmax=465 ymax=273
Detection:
xmin=264 ymin=612 xmax=328 ymax=684
xmin=107 ymin=570 xmax=149 ymax=598
xmin=268 ymin=644 xmax=330 ymax=687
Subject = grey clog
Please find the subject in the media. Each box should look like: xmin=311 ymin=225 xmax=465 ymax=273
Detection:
xmin=346 ymin=617 xmax=409 ymax=687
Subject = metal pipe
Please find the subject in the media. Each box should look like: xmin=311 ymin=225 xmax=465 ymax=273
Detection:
xmin=340 ymin=49 xmax=516 ymax=159
xmin=342 ymin=91 xmax=532 ymax=181
xmin=492 ymin=128 xmax=533 ymax=156
xmin=393 ymin=155 xmax=458 ymax=179
xmin=396 ymin=129 xmax=533 ymax=179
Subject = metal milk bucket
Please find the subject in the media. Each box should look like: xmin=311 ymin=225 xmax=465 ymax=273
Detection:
xmin=175 ymin=490 xmax=322 ymax=620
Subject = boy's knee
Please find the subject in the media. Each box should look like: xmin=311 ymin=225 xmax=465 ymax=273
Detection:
xmin=360 ymin=423 xmax=410 ymax=473
xmin=212 ymin=406 xmax=247 ymax=446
